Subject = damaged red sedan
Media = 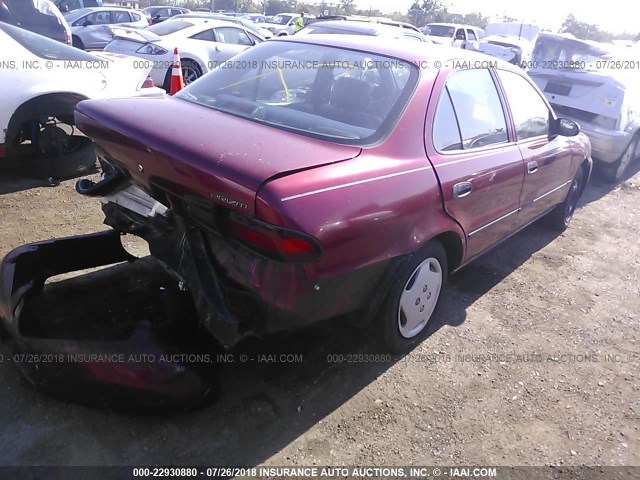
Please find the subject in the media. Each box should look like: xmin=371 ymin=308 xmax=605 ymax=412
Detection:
xmin=67 ymin=36 xmax=591 ymax=352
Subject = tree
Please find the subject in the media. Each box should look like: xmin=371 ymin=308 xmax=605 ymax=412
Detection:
xmin=421 ymin=0 xmax=448 ymax=22
xmin=339 ymin=0 xmax=355 ymax=15
xmin=461 ymin=12 xmax=488 ymax=28
xmin=560 ymin=13 xmax=612 ymax=42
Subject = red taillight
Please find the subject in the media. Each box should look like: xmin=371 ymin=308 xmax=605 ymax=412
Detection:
xmin=225 ymin=212 xmax=321 ymax=263
xmin=142 ymin=74 xmax=155 ymax=88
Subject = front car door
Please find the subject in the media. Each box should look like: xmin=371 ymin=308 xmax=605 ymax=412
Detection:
xmin=425 ymin=68 xmax=526 ymax=260
xmin=494 ymin=68 xmax=574 ymax=226
xmin=77 ymin=10 xmax=111 ymax=48
xmin=464 ymin=28 xmax=479 ymax=50
xmin=453 ymin=27 xmax=466 ymax=48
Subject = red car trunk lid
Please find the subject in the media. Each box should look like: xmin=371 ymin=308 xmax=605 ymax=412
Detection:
xmin=75 ymin=96 xmax=361 ymax=215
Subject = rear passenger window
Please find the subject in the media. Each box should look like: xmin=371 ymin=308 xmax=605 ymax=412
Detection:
xmin=433 ymin=89 xmax=462 ymax=151
xmin=496 ymin=69 xmax=551 ymax=140
xmin=112 ymin=11 xmax=131 ymax=23
xmin=466 ymin=29 xmax=477 ymax=41
xmin=446 ymin=69 xmax=508 ymax=149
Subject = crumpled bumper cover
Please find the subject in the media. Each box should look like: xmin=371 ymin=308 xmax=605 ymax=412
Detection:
xmin=0 ymin=230 xmax=218 ymax=412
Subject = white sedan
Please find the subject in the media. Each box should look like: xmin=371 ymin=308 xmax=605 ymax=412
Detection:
xmin=0 ymin=21 xmax=163 ymax=179
xmin=105 ymin=18 xmax=264 ymax=89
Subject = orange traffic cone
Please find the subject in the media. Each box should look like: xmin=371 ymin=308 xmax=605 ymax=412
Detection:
xmin=169 ymin=47 xmax=184 ymax=95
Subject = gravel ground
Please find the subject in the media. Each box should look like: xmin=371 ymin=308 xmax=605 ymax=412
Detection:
xmin=0 ymin=162 xmax=638 ymax=468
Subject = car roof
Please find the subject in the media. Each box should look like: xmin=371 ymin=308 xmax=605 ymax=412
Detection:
xmin=275 ymin=34 xmax=516 ymax=70
xmin=426 ymin=22 xmax=477 ymax=28
xmin=302 ymin=20 xmax=404 ymax=35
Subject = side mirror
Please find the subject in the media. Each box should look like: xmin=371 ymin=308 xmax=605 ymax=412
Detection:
xmin=83 ymin=21 xmax=91 ymax=27
xmin=556 ymin=118 xmax=580 ymax=137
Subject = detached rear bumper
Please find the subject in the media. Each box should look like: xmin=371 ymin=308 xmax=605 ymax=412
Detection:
xmin=0 ymin=231 xmax=217 ymax=412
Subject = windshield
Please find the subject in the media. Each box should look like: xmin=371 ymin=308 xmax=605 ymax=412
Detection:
xmin=146 ymin=20 xmax=194 ymax=35
xmin=0 ymin=21 xmax=104 ymax=60
xmin=532 ymin=36 xmax=613 ymax=70
xmin=271 ymin=15 xmax=292 ymax=25
xmin=424 ymin=25 xmax=454 ymax=37
xmin=177 ymin=42 xmax=418 ymax=146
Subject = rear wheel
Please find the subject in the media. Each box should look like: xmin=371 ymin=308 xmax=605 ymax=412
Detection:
xmin=545 ymin=166 xmax=586 ymax=231
xmin=376 ymin=241 xmax=447 ymax=353
xmin=162 ymin=59 xmax=202 ymax=91
xmin=72 ymin=35 xmax=84 ymax=50
xmin=602 ymin=136 xmax=639 ymax=183
xmin=181 ymin=59 xmax=202 ymax=86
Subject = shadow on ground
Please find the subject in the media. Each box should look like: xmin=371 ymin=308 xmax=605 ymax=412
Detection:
xmin=0 ymin=201 xmax=575 ymax=466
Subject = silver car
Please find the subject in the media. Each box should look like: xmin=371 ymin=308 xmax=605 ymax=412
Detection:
xmin=64 ymin=7 xmax=148 ymax=50
xmin=528 ymin=33 xmax=640 ymax=182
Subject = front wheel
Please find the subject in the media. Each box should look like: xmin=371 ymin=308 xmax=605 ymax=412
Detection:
xmin=375 ymin=241 xmax=448 ymax=353
xmin=545 ymin=166 xmax=586 ymax=231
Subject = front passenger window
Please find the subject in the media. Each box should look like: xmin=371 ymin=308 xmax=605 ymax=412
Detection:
xmin=445 ymin=69 xmax=508 ymax=149
xmin=496 ymin=69 xmax=551 ymax=140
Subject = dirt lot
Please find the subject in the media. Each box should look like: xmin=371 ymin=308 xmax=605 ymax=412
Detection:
xmin=0 ymin=162 xmax=638 ymax=468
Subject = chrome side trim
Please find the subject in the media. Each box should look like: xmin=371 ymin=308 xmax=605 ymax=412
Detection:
xmin=468 ymin=208 xmax=520 ymax=237
xmin=532 ymin=180 xmax=571 ymax=203
xmin=280 ymin=166 xmax=433 ymax=202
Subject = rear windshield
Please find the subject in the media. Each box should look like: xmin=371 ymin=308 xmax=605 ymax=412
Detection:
xmin=0 ymin=21 xmax=103 ymax=61
xmin=532 ymin=36 xmax=613 ymax=70
xmin=146 ymin=20 xmax=194 ymax=35
xmin=177 ymin=41 xmax=418 ymax=146
xmin=425 ymin=25 xmax=454 ymax=37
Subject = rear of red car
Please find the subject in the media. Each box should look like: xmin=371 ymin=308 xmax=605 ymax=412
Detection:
xmin=73 ymin=39 xmax=423 ymax=346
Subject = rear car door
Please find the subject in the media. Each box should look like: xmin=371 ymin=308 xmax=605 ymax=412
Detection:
xmin=80 ymin=10 xmax=111 ymax=48
xmin=426 ymin=68 xmax=526 ymax=260
xmin=495 ymin=69 xmax=574 ymax=226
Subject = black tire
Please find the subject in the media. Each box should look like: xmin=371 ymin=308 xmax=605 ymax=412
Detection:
xmin=72 ymin=35 xmax=84 ymax=50
xmin=181 ymin=59 xmax=202 ymax=86
xmin=19 ymin=136 xmax=97 ymax=180
xmin=601 ymin=136 xmax=639 ymax=183
xmin=162 ymin=59 xmax=201 ymax=91
xmin=375 ymin=241 xmax=448 ymax=353
xmin=545 ymin=165 xmax=586 ymax=231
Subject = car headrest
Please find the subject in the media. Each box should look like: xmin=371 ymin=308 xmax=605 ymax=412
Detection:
xmin=330 ymin=76 xmax=372 ymax=110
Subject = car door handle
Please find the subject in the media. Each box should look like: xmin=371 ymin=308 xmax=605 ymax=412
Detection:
xmin=527 ymin=161 xmax=539 ymax=174
xmin=453 ymin=181 xmax=473 ymax=198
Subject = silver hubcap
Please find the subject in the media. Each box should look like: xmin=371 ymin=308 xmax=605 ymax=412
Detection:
xmin=182 ymin=66 xmax=199 ymax=85
xmin=398 ymin=257 xmax=443 ymax=338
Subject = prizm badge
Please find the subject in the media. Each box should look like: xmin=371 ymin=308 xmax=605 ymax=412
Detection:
xmin=212 ymin=193 xmax=248 ymax=210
